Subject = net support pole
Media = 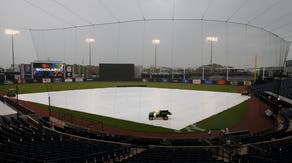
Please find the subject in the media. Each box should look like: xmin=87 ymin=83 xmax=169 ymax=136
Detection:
xmin=48 ymin=96 xmax=51 ymax=117
xmin=253 ymin=55 xmax=257 ymax=83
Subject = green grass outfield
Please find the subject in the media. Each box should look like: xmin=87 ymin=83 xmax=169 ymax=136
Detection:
xmin=0 ymin=81 xmax=247 ymax=133
xmin=0 ymin=81 xmax=239 ymax=94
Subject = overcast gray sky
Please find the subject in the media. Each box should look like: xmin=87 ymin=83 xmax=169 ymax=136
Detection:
xmin=0 ymin=0 xmax=291 ymax=68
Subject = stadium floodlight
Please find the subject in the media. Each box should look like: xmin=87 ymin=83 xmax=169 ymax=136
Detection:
xmin=5 ymin=29 xmax=20 ymax=72
xmin=85 ymin=38 xmax=95 ymax=43
xmin=206 ymin=37 xmax=218 ymax=42
xmin=206 ymin=36 xmax=218 ymax=74
xmin=152 ymin=39 xmax=160 ymax=69
xmin=5 ymin=29 xmax=20 ymax=118
xmin=5 ymin=29 xmax=20 ymax=35
xmin=85 ymin=38 xmax=95 ymax=66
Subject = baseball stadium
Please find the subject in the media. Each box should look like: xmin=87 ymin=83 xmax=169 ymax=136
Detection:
xmin=1 ymin=1 xmax=292 ymax=162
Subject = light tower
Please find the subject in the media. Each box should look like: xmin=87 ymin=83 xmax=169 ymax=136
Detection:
xmin=152 ymin=39 xmax=160 ymax=69
xmin=85 ymin=38 xmax=95 ymax=66
xmin=5 ymin=29 xmax=20 ymax=72
xmin=206 ymin=36 xmax=218 ymax=74
xmin=85 ymin=38 xmax=95 ymax=78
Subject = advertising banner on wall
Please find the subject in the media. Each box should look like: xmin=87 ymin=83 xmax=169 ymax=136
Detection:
xmin=244 ymin=81 xmax=252 ymax=86
xmin=192 ymin=79 xmax=201 ymax=84
xmin=53 ymin=78 xmax=63 ymax=83
xmin=23 ymin=64 xmax=32 ymax=80
xmin=204 ymin=80 xmax=215 ymax=84
xmin=181 ymin=79 xmax=191 ymax=83
xmin=216 ymin=80 xmax=226 ymax=85
xmin=42 ymin=78 xmax=51 ymax=83
xmin=75 ymin=77 xmax=84 ymax=82
xmin=24 ymin=64 xmax=32 ymax=74
xmin=64 ymin=78 xmax=73 ymax=82
xmin=65 ymin=65 xmax=73 ymax=78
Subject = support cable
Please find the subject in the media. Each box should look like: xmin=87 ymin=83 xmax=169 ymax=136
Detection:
xmin=29 ymin=29 xmax=40 ymax=61
xmin=51 ymin=0 xmax=93 ymax=25
xmin=98 ymin=0 xmax=120 ymax=23
xmin=22 ymin=0 xmax=74 ymax=27
xmin=246 ymin=0 xmax=282 ymax=25
xmin=201 ymin=0 xmax=214 ymax=20
xmin=136 ymin=0 xmax=146 ymax=20
xmin=225 ymin=0 xmax=249 ymax=22
xmin=264 ymin=11 xmax=292 ymax=29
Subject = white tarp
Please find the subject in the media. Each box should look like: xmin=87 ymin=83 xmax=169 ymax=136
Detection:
xmin=18 ymin=87 xmax=249 ymax=130
xmin=0 ymin=100 xmax=17 ymax=115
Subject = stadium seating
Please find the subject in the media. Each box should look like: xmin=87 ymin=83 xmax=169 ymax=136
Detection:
xmin=252 ymin=79 xmax=292 ymax=103
xmin=233 ymin=137 xmax=292 ymax=163
xmin=121 ymin=147 xmax=224 ymax=163
xmin=226 ymin=78 xmax=292 ymax=162
xmin=0 ymin=115 xmax=131 ymax=162
xmin=1 ymin=78 xmax=292 ymax=162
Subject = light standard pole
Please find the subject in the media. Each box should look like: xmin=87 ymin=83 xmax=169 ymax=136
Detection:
xmin=152 ymin=39 xmax=160 ymax=70
xmin=183 ymin=65 xmax=193 ymax=80
xmin=5 ymin=29 xmax=20 ymax=72
xmin=183 ymin=66 xmax=186 ymax=80
xmin=5 ymin=29 xmax=20 ymax=118
xmin=206 ymin=37 xmax=218 ymax=74
xmin=226 ymin=67 xmax=229 ymax=81
xmin=85 ymin=38 xmax=95 ymax=66
xmin=85 ymin=38 xmax=95 ymax=78
xmin=202 ymin=65 xmax=205 ymax=80
xmin=48 ymin=96 xmax=51 ymax=117
xmin=151 ymin=39 xmax=160 ymax=80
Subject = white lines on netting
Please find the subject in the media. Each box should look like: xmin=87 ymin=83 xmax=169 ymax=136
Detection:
xmin=22 ymin=0 xmax=74 ymax=27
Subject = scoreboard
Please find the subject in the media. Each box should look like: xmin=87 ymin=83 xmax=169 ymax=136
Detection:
xmin=33 ymin=62 xmax=64 ymax=79
xmin=99 ymin=64 xmax=134 ymax=81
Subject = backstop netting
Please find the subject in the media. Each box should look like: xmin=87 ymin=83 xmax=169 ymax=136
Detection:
xmin=27 ymin=20 xmax=290 ymax=79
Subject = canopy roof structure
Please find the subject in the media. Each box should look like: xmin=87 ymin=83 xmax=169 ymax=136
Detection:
xmin=1 ymin=0 xmax=292 ymax=41
xmin=0 ymin=0 xmax=291 ymax=68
